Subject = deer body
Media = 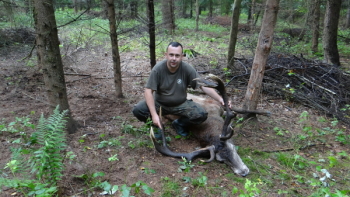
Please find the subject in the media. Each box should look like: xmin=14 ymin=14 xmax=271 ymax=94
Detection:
xmin=152 ymin=93 xmax=249 ymax=176
xmin=187 ymin=94 xmax=249 ymax=176
xmin=150 ymin=75 xmax=249 ymax=177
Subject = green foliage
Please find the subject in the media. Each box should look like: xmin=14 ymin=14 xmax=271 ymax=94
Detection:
xmin=130 ymin=181 xmax=155 ymax=196
xmin=160 ymin=176 xmax=181 ymax=197
xmin=275 ymin=153 xmax=309 ymax=171
xmin=75 ymin=171 xmax=106 ymax=188
xmin=122 ymin=118 xmax=152 ymax=136
xmin=232 ymin=179 xmax=262 ymax=197
xmin=335 ymin=130 xmax=350 ymax=145
xmin=98 ymin=136 xmax=124 ymax=149
xmin=0 ymin=106 xmax=68 ymax=196
xmin=177 ymin=157 xmax=195 ymax=173
xmin=273 ymin=126 xmax=289 ymax=136
xmin=31 ymin=106 xmax=68 ymax=185
xmin=191 ymin=172 xmax=208 ymax=187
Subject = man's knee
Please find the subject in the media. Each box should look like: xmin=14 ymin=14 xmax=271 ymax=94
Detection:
xmin=132 ymin=105 xmax=149 ymax=122
xmin=190 ymin=111 xmax=208 ymax=124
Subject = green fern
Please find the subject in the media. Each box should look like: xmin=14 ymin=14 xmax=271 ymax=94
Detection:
xmin=30 ymin=105 xmax=68 ymax=185
xmin=0 ymin=105 xmax=68 ymax=196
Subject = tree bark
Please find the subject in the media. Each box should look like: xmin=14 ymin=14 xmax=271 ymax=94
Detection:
xmin=195 ymin=0 xmax=199 ymax=31
xmin=310 ymin=0 xmax=321 ymax=53
xmin=106 ymin=0 xmax=123 ymax=98
xmin=248 ymin=0 xmax=256 ymax=28
xmin=227 ymin=0 xmax=242 ymax=69
xmin=346 ymin=7 xmax=350 ymax=28
xmin=162 ymin=0 xmax=175 ymax=34
xmin=182 ymin=0 xmax=187 ymax=18
xmin=242 ymin=0 xmax=280 ymax=114
xmin=208 ymin=0 xmax=213 ymax=17
xmin=33 ymin=0 xmax=77 ymax=133
xmin=323 ymin=0 xmax=341 ymax=66
xmin=147 ymin=0 xmax=156 ymax=68
xmin=130 ymin=0 xmax=138 ymax=19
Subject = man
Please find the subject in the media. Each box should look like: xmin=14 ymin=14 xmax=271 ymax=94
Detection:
xmin=132 ymin=42 xmax=228 ymax=138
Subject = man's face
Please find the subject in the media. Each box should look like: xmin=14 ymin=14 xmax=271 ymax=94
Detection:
xmin=165 ymin=45 xmax=183 ymax=70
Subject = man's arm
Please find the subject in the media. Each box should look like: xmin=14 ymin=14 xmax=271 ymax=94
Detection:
xmin=144 ymin=88 xmax=162 ymax=129
xmin=201 ymin=86 xmax=232 ymax=108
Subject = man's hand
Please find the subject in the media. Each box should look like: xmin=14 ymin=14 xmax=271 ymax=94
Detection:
xmin=152 ymin=114 xmax=162 ymax=129
xmin=219 ymin=98 xmax=232 ymax=109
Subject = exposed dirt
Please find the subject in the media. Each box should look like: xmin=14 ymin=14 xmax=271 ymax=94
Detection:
xmin=0 ymin=42 xmax=349 ymax=197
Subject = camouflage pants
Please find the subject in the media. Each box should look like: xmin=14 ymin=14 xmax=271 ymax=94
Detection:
xmin=132 ymin=99 xmax=208 ymax=125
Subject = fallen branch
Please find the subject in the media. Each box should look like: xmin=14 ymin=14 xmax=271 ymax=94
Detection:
xmin=262 ymin=143 xmax=327 ymax=153
xmin=64 ymin=73 xmax=91 ymax=76
xmin=66 ymin=76 xmax=91 ymax=83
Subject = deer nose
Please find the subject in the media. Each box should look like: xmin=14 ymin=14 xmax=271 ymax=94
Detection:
xmin=240 ymin=168 xmax=250 ymax=177
xmin=236 ymin=168 xmax=249 ymax=177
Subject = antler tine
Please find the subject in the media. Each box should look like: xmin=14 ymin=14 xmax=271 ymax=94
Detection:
xmin=150 ymin=108 xmax=216 ymax=162
xmin=150 ymin=129 xmax=216 ymax=162
xmin=158 ymin=107 xmax=167 ymax=146
xmin=195 ymin=74 xmax=235 ymax=141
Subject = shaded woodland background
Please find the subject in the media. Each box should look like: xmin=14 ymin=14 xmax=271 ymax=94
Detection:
xmin=0 ymin=0 xmax=350 ymax=196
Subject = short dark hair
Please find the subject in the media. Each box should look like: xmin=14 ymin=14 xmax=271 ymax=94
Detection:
xmin=167 ymin=42 xmax=183 ymax=52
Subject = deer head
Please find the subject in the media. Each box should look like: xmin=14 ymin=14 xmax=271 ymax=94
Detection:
xmin=150 ymin=74 xmax=249 ymax=176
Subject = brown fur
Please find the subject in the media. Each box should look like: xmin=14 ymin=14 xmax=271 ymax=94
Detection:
xmin=162 ymin=93 xmax=249 ymax=176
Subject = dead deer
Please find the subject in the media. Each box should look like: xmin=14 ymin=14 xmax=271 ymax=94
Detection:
xmin=150 ymin=75 xmax=250 ymax=177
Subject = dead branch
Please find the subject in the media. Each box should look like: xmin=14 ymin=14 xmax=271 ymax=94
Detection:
xmin=224 ymin=53 xmax=350 ymax=125
xmin=262 ymin=143 xmax=327 ymax=153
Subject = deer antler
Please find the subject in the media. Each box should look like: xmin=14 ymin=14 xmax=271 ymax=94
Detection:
xmin=194 ymin=74 xmax=235 ymax=142
xmin=150 ymin=107 xmax=216 ymax=162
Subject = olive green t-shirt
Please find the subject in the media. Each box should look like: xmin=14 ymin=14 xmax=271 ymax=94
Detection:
xmin=146 ymin=60 xmax=199 ymax=107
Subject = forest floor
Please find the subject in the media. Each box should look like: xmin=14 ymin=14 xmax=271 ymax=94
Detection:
xmin=1 ymin=32 xmax=350 ymax=197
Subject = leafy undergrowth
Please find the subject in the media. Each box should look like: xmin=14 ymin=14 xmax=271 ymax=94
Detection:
xmin=1 ymin=98 xmax=349 ymax=196
xmin=1 ymin=9 xmax=350 ymax=196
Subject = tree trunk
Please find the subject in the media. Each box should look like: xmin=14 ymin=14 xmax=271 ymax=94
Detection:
xmin=162 ymin=0 xmax=175 ymax=34
xmin=130 ymin=0 xmax=137 ymax=19
xmin=182 ymin=0 xmax=187 ymax=17
xmin=190 ymin=0 xmax=193 ymax=18
xmin=242 ymin=0 xmax=280 ymax=114
xmin=323 ymin=0 xmax=341 ymax=66
xmin=102 ymin=0 xmax=108 ymax=19
xmin=209 ymin=0 xmax=213 ymax=17
xmin=147 ymin=0 xmax=156 ymax=68
xmin=310 ymin=0 xmax=321 ymax=53
xmin=248 ymin=0 xmax=256 ymax=29
xmin=195 ymin=0 xmax=199 ymax=31
xmin=73 ymin=0 xmax=78 ymax=13
xmin=4 ymin=1 xmax=14 ymax=25
xmin=106 ymin=0 xmax=123 ymax=98
xmin=33 ymin=0 xmax=77 ymax=133
xmin=346 ymin=7 xmax=350 ymax=28
xmin=227 ymin=0 xmax=242 ymax=69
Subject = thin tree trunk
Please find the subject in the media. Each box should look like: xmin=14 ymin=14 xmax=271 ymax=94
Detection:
xmin=346 ymin=7 xmax=350 ymax=28
xmin=323 ymin=0 xmax=341 ymax=66
xmin=162 ymin=0 xmax=175 ymax=34
xmin=73 ymin=0 xmax=78 ymax=13
xmin=227 ymin=0 xmax=242 ymax=69
xmin=195 ymin=0 xmax=199 ymax=31
xmin=130 ymin=0 xmax=138 ymax=19
xmin=242 ymin=0 xmax=280 ymax=115
xmin=33 ymin=0 xmax=77 ymax=133
xmin=4 ymin=1 xmax=14 ymax=26
xmin=106 ymin=0 xmax=123 ymax=98
xmin=310 ymin=0 xmax=320 ymax=53
xmin=209 ymin=0 xmax=213 ymax=17
xmin=147 ymin=0 xmax=156 ymax=68
xmin=248 ymin=0 xmax=256 ymax=28
xmin=182 ymin=0 xmax=187 ymax=17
